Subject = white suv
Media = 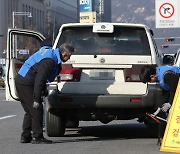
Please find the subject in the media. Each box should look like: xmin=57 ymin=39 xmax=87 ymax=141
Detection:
xmin=6 ymin=23 xmax=164 ymax=137
xmin=47 ymin=23 xmax=164 ymax=136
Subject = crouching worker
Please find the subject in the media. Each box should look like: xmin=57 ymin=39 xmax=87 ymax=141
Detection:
xmin=15 ymin=43 xmax=75 ymax=144
xmin=139 ymin=65 xmax=180 ymax=145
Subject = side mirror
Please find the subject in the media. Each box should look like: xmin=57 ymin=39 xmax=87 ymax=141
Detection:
xmin=163 ymin=55 xmax=174 ymax=65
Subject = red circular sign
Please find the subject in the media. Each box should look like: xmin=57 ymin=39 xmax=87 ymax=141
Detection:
xmin=159 ymin=3 xmax=174 ymax=18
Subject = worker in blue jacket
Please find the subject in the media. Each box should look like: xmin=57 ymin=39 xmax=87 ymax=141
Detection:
xmin=139 ymin=65 xmax=180 ymax=145
xmin=15 ymin=43 xmax=75 ymax=144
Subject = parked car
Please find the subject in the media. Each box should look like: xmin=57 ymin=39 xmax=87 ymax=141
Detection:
xmin=6 ymin=23 xmax=165 ymax=137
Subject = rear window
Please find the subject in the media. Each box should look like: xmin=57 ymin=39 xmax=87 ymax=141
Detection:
xmin=58 ymin=26 xmax=151 ymax=55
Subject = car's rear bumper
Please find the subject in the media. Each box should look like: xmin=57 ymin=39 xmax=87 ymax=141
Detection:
xmin=48 ymin=85 xmax=163 ymax=109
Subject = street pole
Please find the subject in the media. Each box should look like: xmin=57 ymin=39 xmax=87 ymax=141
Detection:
xmin=53 ymin=12 xmax=55 ymax=40
xmin=12 ymin=12 xmax=15 ymax=58
xmin=12 ymin=12 xmax=15 ymax=28
xmin=0 ymin=35 xmax=3 ymax=61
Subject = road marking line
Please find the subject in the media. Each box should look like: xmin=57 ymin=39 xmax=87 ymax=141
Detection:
xmin=0 ymin=115 xmax=16 ymax=120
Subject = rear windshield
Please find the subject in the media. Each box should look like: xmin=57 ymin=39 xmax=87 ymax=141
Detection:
xmin=58 ymin=26 xmax=151 ymax=55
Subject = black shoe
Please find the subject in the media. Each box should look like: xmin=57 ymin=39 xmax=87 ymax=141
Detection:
xmin=20 ymin=136 xmax=32 ymax=143
xmin=31 ymin=137 xmax=52 ymax=144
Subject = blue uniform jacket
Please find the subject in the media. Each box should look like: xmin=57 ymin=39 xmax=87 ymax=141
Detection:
xmin=17 ymin=46 xmax=62 ymax=103
xmin=156 ymin=66 xmax=180 ymax=91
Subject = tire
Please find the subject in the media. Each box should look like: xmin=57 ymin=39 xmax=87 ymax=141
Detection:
xmin=66 ymin=119 xmax=79 ymax=128
xmin=46 ymin=110 xmax=66 ymax=137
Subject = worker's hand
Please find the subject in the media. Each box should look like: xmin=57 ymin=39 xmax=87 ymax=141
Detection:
xmin=161 ymin=102 xmax=171 ymax=112
xmin=33 ymin=101 xmax=39 ymax=109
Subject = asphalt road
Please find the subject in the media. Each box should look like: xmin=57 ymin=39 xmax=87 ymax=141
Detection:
xmin=0 ymin=90 xmax=167 ymax=154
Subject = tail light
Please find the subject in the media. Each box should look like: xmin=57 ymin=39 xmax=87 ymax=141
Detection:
xmin=124 ymin=65 xmax=156 ymax=82
xmin=59 ymin=64 xmax=81 ymax=82
xmin=130 ymin=98 xmax=142 ymax=103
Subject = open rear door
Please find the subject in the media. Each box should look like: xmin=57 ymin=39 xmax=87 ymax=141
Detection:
xmin=6 ymin=28 xmax=45 ymax=101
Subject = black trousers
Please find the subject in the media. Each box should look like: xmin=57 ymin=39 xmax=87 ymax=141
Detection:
xmin=164 ymin=71 xmax=179 ymax=104
xmin=15 ymin=81 xmax=43 ymax=139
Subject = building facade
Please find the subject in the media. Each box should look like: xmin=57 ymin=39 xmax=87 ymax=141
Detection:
xmin=45 ymin=0 xmax=79 ymax=39
xmin=0 ymin=0 xmax=78 ymax=59
xmin=79 ymin=0 xmax=111 ymax=23
xmin=0 ymin=0 xmax=111 ymax=59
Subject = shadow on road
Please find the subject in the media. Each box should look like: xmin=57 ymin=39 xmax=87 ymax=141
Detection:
xmin=78 ymin=123 xmax=149 ymax=138
xmin=70 ymin=123 xmax=149 ymax=138
xmin=52 ymin=123 xmax=154 ymax=144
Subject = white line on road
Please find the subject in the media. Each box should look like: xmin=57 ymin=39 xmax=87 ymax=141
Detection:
xmin=0 ymin=115 xmax=16 ymax=120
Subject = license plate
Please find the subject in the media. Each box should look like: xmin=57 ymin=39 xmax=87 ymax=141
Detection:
xmin=90 ymin=69 xmax=115 ymax=80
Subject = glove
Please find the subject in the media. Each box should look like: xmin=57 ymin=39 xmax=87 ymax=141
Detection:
xmin=33 ymin=102 xmax=39 ymax=109
xmin=161 ymin=103 xmax=171 ymax=112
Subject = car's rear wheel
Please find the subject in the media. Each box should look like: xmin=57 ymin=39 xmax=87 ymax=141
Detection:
xmin=46 ymin=110 xmax=66 ymax=137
